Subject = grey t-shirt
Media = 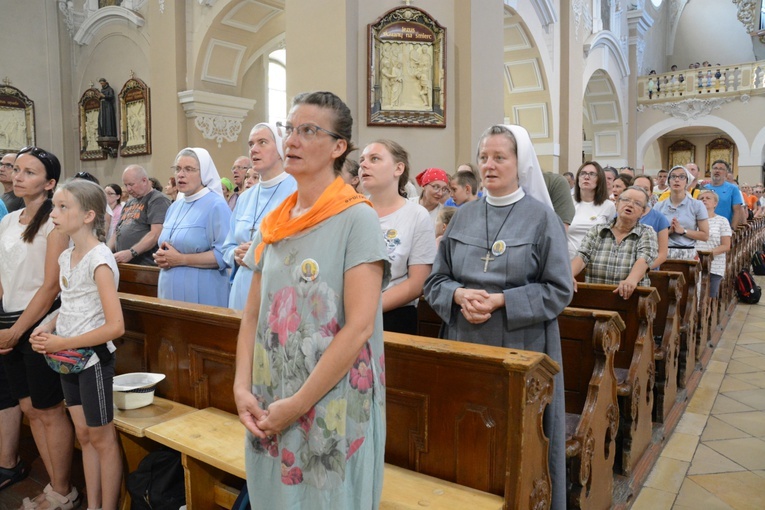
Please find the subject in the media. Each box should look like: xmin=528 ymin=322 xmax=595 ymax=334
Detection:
xmin=115 ymin=189 xmax=171 ymax=265
xmin=2 ymin=191 xmax=24 ymax=213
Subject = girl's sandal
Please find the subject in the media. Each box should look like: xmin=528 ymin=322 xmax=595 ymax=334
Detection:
xmin=19 ymin=485 xmax=81 ymax=510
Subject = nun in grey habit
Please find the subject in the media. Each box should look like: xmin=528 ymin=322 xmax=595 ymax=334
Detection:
xmin=424 ymin=124 xmax=572 ymax=510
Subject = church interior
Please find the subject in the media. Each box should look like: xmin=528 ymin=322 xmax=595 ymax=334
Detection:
xmin=2 ymin=0 xmax=765 ymax=509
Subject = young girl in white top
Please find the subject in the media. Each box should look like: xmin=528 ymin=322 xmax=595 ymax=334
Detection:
xmin=31 ymin=180 xmax=124 ymax=510
xmin=359 ymin=139 xmax=436 ymax=334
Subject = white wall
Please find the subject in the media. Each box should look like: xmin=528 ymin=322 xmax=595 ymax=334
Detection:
xmin=670 ymin=0 xmax=755 ymax=67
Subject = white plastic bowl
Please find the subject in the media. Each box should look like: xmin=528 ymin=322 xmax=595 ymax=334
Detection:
xmin=113 ymin=372 xmax=166 ymax=410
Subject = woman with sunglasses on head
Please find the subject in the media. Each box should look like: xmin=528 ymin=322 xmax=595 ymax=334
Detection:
xmin=359 ymin=140 xmax=436 ymax=334
xmin=234 ymin=92 xmax=388 ymax=509
xmin=567 ymin=161 xmax=616 ymax=259
xmin=153 ymin=148 xmax=231 ymax=307
xmin=222 ymin=123 xmax=297 ymax=311
xmin=0 ymin=147 xmax=80 ymax=508
xmin=654 ymin=165 xmax=709 ymax=260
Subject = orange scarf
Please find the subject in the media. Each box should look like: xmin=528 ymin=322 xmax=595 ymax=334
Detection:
xmin=255 ymin=176 xmax=371 ymax=263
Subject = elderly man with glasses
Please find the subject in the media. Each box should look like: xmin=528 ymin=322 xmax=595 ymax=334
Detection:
xmin=571 ymin=186 xmax=658 ymax=300
xmin=0 ymin=152 xmax=24 ymax=212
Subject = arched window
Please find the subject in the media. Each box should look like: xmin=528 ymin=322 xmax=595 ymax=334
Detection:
xmin=268 ymin=48 xmax=286 ymax=125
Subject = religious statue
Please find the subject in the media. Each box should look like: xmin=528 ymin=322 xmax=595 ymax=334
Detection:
xmin=97 ymin=78 xmax=117 ymax=138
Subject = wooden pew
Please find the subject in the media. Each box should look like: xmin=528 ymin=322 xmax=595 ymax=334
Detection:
xmin=118 ymin=294 xmax=559 ymax=509
xmin=559 ymin=308 xmax=623 ymax=510
xmin=646 ymin=271 xmax=683 ymax=423
xmin=143 ymin=407 xmax=504 ymax=510
xmin=569 ymin=284 xmax=659 ymax=476
xmin=117 ymin=263 xmax=159 ymax=297
xmin=661 ymin=259 xmax=701 ymax=387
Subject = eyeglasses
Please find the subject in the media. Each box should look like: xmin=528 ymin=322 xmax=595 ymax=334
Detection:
xmin=172 ymin=166 xmax=200 ymax=174
xmin=0 ymin=162 xmax=13 ymax=169
xmin=427 ymin=184 xmax=450 ymax=194
xmin=579 ymin=171 xmax=597 ymax=179
xmin=618 ymin=197 xmax=646 ymax=209
xmin=276 ymin=122 xmax=342 ymax=141
xmin=669 ymin=174 xmax=687 ymax=181
xmin=232 ymin=165 xmax=251 ymax=171
xmin=104 ymin=190 xmax=118 ymax=196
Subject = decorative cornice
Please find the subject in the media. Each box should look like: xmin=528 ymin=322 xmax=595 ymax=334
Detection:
xmin=529 ymin=0 xmax=558 ymax=27
xmin=572 ymin=0 xmax=593 ymax=42
xmin=583 ymin=31 xmax=630 ymax=78
xmin=177 ymin=90 xmax=257 ymax=148
xmin=626 ymin=5 xmax=654 ymax=36
xmin=73 ymin=6 xmax=145 ymax=45
xmin=650 ymin=97 xmax=736 ymax=121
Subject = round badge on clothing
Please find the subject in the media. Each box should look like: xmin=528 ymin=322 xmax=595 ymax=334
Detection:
xmin=300 ymin=258 xmax=319 ymax=282
xmin=492 ymin=240 xmax=506 ymax=257
xmin=385 ymin=228 xmax=398 ymax=240
xmin=61 ymin=275 xmax=69 ymax=289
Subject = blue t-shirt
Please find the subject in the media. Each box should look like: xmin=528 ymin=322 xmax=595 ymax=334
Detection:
xmin=705 ymin=182 xmax=742 ymax=223
xmin=639 ymin=207 xmax=670 ymax=234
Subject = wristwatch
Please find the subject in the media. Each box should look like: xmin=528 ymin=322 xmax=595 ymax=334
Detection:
xmin=129 ymin=247 xmax=139 ymax=259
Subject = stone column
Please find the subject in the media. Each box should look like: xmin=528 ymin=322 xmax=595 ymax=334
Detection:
xmin=627 ymin=8 xmax=653 ymax=167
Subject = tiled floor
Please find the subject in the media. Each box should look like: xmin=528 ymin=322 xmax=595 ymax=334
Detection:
xmin=632 ymin=301 xmax=765 ymax=510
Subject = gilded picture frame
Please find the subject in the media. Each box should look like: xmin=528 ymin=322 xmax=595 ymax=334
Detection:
xmin=667 ymin=139 xmax=695 ymax=172
xmin=119 ymin=75 xmax=151 ymax=157
xmin=79 ymin=87 xmax=106 ymax=161
xmin=367 ymin=6 xmax=446 ymax=127
xmin=0 ymin=84 xmax=35 ymax=154
xmin=705 ymin=137 xmax=735 ymax=178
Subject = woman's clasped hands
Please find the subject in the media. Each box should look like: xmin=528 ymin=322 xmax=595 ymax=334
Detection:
xmin=454 ymin=287 xmax=503 ymax=324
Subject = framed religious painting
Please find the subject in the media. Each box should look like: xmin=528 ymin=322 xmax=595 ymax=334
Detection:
xmin=705 ymin=137 xmax=735 ymax=178
xmin=667 ymin=139 xmax=695 ymax=172
xmin=0 ymin=83 xmax=35 ymax=154
xmin=79 ymin=86 xmax=106 ymax=161
xmin=367 ymin=6 xmax=446 ymax=127
xmin=119 ymin=74 xmax=151 ymax=157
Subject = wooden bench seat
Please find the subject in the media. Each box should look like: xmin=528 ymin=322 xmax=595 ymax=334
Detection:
xmin=647 ymin=271 xmax=683 ymax=423
xmin=144 ymin=407 xmax=504 ymax=510
xmin=112 ymin=397 xmax=197 ymax=510
xmin=569 ymin=284 xmax=659 ymax=476
xmin=559 ymin=308 xmax=623 ymax=510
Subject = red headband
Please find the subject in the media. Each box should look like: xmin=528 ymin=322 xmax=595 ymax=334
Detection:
xmin=416 ymin=168 xmax=449 ymax=187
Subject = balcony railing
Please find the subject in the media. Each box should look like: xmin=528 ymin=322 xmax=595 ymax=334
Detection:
xmin=637 ymin=61 xmax=765 ymax=103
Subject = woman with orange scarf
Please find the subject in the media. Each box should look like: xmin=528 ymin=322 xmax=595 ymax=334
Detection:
xmin=234 ymin=92 xmax=389 ymax=509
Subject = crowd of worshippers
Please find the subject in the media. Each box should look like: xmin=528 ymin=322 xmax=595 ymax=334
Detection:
xmin=2 ymin=140 xmax=754 ymax=313
xmin=0 ymin=102 xmax=756 ymax=509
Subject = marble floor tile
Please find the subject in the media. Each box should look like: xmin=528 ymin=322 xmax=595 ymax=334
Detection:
xmin=741 ymin=342 xmax=765 ymax=355
xmin=731 ymin=346 xmax=763 ymax=359
xmin=711 ymin=347 xmax=734 ymax=362
xmin=719 ymin=376 xmax=758 ymax=393
xmin=736 ymin=332 xmax=765 ymax=344
xmin=688 ymin=471 xmax=765 ymax=510
xmin=674 ymin=412 xmax=708 ymax=436
xmin=630 ymin=487 xmax=676 ymax=510
xmin=716 ymin=411 xmax=765 ymax=437
xmin=734 ymin=355 xmax=765 ymax=371
xmin=700 ymin=416 xmax=751 ymax=441
xmin=644 ymin=457 xmax=689 ymax=493
xmin=699 ymin=371 xmax=725 ymax=391
xmin=661 ymin=432 xmax=699 ymax=462
xmin=705 ymin=437 xmax=765 ymax=470
xmin=705 ymin=360 xmax=729 ymax=374
xmin=725 ymin=360 xmax=761 ymax=374
xmin=687 ymin=386 xmax=719 ymax=414
xmin=729 ymin=371 xmax=765 ymax=389
xmin=711 ymin=394 xmax=756 ymax=414
xmin=723 ymin=388 xmax=765 ymax=411
xmin=687 ymin=444 xmax=747 ymax=475
xmin=672 ymin=478 xmax=734 ymax=509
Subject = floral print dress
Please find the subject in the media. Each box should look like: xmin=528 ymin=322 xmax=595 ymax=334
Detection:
xmin=243 ymin=204 xmax=389 ymax=509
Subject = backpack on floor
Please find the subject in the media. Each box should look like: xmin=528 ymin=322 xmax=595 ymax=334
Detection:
xmin=753 ymin=251 xmax=765 ymax=276
xmin=736 ymin=268 xmax=761 ymax=304
xmin=127 ymin=448 xmax=185 ymax=510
